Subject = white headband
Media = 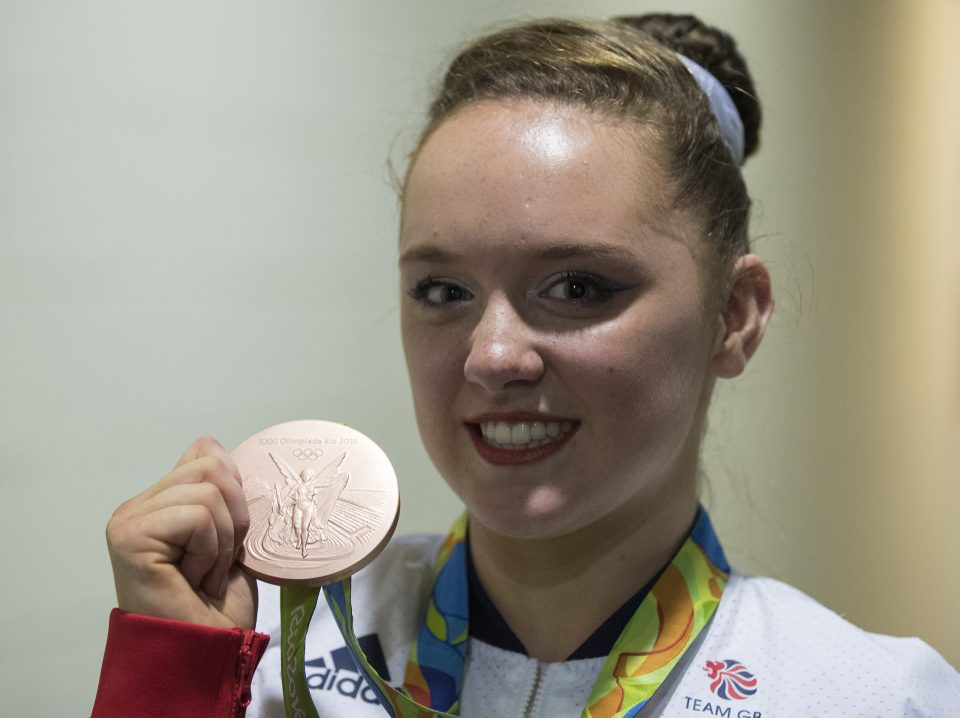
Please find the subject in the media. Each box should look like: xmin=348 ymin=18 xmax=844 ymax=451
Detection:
xmin=676 ymin=54 xmax=745 ymax=165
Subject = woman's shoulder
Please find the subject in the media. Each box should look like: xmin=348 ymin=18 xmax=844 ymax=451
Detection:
xmin=677 ymin=570 xmax=960 ymax=715
xmin=349 ymin=532 xmax=445 ymax=603
xmin=722 ymin=571 xmax=949 ymax=660
xmin=357 ymin=532 xmax=444 ymax=582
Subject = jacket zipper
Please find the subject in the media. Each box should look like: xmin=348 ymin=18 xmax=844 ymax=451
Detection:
xmin=232 ymin=630 xmax=258 ymax=718
xmin=523 ymin=662 xmax=544 ymax=718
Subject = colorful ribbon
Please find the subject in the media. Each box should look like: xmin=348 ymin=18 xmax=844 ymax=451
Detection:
xmin=280 ymin=508 xmax=728 ymax=718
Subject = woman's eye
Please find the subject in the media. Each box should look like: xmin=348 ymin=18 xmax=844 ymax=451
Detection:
xmin=541 ymin=271 xmax=623 ymax=303
xmin=554 ymin=277 xmax=591 ymax=300
xmin=408 ymin=277 xmax=473 ymax=306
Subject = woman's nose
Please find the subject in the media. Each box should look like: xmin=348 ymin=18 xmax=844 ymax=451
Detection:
xmin=463 ymin=297 xmax=544 ymax=392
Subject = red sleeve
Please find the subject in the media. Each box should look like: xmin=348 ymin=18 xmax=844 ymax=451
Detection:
xmin=92 ymin=609 xmax=271 ymax=718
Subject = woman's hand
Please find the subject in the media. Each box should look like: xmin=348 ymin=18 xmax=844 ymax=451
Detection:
xmin=106 ymin=437 xmax=257 ymax=630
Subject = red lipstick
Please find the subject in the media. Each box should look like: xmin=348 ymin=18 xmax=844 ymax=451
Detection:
xmin=464 ymin=413 xmax=579 ymax=466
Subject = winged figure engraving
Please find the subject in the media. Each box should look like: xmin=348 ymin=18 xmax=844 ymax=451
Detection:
xmin=266 ymin=451 xmax=350 ymax=557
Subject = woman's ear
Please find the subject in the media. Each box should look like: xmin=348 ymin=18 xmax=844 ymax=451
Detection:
xmin=711 ymin=254 xmax=774 ymax=378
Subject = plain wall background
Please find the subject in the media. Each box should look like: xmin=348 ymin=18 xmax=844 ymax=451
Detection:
xmin=1 ymin=1 xmax=957 ymax=713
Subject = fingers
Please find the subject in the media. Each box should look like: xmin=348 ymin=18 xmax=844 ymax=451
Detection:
xmin=134 ymin=504 xmax=221 ymax=590
xmin=135 ymin=482 xmax=239 ymax=596
xmin=171 ymin=436 xmax=241 ymax=486
xmin=109 ymin=437 xmax=250 ymax=600
xmin=146 ymin=455 xmax=249 ymax=535
xmin=105 ymin=436 xmax=260 ymax=627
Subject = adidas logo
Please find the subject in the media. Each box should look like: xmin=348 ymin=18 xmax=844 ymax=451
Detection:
xmin=304 ymin=634 xmax=390 ymax=704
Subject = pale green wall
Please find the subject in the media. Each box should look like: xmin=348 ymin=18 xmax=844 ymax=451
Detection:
xmin=1 ymin=1 xmax=957 ymax=714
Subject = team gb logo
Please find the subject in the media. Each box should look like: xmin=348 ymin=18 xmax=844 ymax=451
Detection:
xmin=704 ymin=659 xmax=758 ymax=700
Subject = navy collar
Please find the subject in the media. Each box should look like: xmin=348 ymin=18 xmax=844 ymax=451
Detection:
xmin=465 ymin=535 xmax=666 ymax=660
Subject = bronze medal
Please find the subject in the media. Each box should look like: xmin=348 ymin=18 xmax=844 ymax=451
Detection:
xmin=231 ymin=420 xmax=399 ymax=587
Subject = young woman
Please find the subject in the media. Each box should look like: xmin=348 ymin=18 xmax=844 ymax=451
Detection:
xmin=93 ymin=14 xmax=959 ymax=718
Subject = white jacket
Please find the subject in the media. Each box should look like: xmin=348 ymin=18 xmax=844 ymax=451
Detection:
xmin=249 ymin=535 xmax=960 ymax=717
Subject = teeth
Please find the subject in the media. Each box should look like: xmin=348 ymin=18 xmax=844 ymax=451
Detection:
xmin=479 ymin=420 xmax=575 ymax=449
xmin=511 ymin=423 xmax=531 ymax=444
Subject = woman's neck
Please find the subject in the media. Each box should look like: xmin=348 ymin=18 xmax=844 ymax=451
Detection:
xmin=467 ymin=485 xmax=698 ymax=663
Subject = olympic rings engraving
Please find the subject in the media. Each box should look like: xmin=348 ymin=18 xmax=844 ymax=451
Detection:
xmin=292 ymin=447 xmax=324 ymax=461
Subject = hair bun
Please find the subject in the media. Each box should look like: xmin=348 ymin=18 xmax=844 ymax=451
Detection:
xmin=615 ymin=13 xmax=761 ymax=160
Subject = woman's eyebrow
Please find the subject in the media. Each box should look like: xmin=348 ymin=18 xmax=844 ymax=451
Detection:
xmin=537 ymin=243 xmax=638 ymax=261
xmin=398 ymin=245 xmax=454 ymax=265
xmin=399 ymin=242 xmax=638 ymax=266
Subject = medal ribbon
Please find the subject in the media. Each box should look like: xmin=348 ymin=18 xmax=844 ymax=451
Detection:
xmin=280 ymin=508 xmax=728 ymax=718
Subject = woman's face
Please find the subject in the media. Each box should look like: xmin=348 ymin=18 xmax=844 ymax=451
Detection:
xmin=400 ymin=100 xmax=721 ymax=540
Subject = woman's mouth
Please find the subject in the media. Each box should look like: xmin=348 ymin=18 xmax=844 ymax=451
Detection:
xmin=465 ymin=416 xmax=579 ymax=465
xmin=478 ymin=420 xmax=575 ymax=449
